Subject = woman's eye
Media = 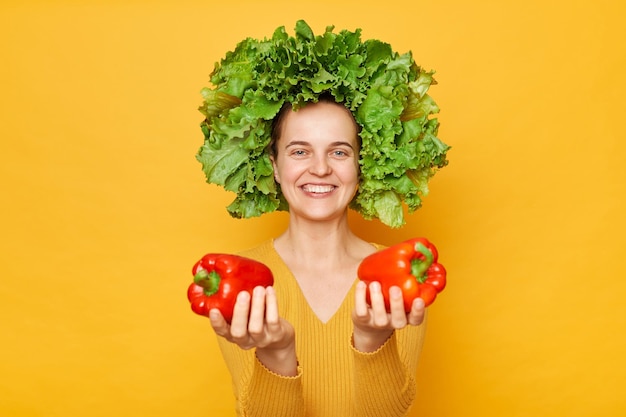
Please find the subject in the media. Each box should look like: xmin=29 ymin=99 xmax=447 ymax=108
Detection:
xmin=332 ymin=149 xmax=350 ymax=158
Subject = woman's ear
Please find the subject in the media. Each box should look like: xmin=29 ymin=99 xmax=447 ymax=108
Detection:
xmin=270 ymin=155 xmax=280 ymax=183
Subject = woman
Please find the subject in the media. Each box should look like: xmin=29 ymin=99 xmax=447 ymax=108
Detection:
xmin=207 ymin=97 xmax=428 ymax=417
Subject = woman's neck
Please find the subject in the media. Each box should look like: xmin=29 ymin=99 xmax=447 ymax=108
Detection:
xmin=274 ymin=216 xmax=361 ymax=267
xmin=274 ymin=215 xmax=379 ymax=273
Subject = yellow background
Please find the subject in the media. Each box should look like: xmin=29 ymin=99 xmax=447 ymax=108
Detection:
xmin=2 ymin=0 xmax=625 ymax=416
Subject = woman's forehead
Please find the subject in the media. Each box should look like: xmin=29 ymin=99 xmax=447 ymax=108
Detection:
xmin=280 ymin=101 xmax=358 ymax=139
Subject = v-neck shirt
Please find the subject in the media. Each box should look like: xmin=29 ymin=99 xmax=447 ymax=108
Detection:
xmin=214 ymin=239 xmax=427 ymax=417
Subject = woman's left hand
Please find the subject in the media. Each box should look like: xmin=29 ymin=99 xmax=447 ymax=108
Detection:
xmin=351 ymin=280 xmax=426 ymax=352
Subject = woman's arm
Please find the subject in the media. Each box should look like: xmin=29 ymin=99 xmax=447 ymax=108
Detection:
xmin=351 ymin=281 xmax=427 ymax=417
xmin=211 ymin=286 xmax=305 ymax=417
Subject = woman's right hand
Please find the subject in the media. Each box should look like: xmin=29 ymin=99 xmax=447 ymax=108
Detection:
xmin=209 ymin=286 xmax=298 ymax=376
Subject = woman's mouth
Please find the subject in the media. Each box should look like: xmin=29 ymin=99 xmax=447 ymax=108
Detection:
xmin=301 ymin=184 xmax=336 ymax=194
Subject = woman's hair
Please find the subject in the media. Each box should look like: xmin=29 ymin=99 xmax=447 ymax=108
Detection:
xmin=269 ymin=93 xmax=361 ymax=158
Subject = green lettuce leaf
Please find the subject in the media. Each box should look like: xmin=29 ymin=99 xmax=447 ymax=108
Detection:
xmin=196 ymin=20 xmax=450 ymax=227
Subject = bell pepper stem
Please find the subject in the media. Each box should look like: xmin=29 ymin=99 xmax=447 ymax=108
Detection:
xmin=411 ymin=242 xmax=434 ymax=283
xmin=194 ymin=269 xmax=221 ymax=297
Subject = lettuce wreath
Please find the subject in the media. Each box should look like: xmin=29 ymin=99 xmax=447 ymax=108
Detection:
xmin=196 ymin=20 xmax=449 ymax=228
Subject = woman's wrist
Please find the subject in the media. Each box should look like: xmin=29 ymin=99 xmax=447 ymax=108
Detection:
xmin=256 ymin=339 xmax=298 ymax=377
xmin=352 ymin=328 xmax=394 ymax=353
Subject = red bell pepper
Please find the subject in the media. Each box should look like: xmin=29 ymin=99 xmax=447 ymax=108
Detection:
xmin=357 ymin=237 xmax=447 ymax=310
xmin=187 ymin=253 xmax=274 ymax=323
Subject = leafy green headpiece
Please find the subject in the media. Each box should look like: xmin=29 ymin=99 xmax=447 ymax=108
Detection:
xmin=197 ymin=20 xmax=449 ymax=228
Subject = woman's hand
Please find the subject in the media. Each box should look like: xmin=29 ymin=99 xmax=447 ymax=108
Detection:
xmin=351 ymin=281 xmax=426 ymax=353
xmin=210 ymin=286 xmax=298 ymax=376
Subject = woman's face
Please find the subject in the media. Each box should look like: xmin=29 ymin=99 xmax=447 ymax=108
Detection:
xmin=271 ymin=100 xmax=360 ymax=223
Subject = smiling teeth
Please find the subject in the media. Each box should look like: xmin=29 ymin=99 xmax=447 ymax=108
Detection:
xmin=303 ymin=185 xmax=334 ymax=193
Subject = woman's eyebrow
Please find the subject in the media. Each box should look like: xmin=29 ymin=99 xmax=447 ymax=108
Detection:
xmin=284 ymin=140 xmax=310 ymax=148
xmin=283 ymin=140 xmax=356 ymax=152
xmin=329 ymin=141 xmax=355 ymax=149
xmin=285 ymin=140 xmax=354 ymax=148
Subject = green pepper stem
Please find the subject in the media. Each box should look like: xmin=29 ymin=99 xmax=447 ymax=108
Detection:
xmin=194 ymin=269 xmax=221 ymax=297
xmin=411 ymin=242 xmax=434 ymax=283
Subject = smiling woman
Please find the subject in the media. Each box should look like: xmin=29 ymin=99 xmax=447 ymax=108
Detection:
xmin=207 ymin=97 xmax=429 ymax=417
xmin=194 ymin=21 xmax=446 ymax=417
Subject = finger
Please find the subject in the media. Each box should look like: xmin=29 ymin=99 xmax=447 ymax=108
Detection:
xmin=388 ymin=286 xmax=408 ymax=328
xmin=368 ymin=282 xmax=390 ymax=327
xmin=265 ymin=286 xmax=280 ymax=326
xmin=229 ymin=291 xmax=251 ymax=339
xmin=248 ymin=286 xmax=267 ymax=335
xmin=209 ymin=308 xmax=230 ymax=337
xmin=408 ymin=297 xmax=426 ymax=326
xmin=353 ymin=281 xmax=369 ymax=318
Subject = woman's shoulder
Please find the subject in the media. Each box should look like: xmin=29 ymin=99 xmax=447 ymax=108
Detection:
xmin=236 ymin=239 xmax=291 ymax=275
xmin=236 ymin=239 xmax=275 ymax=260
xmin=370 ymin=242 xmax=387 ymax=250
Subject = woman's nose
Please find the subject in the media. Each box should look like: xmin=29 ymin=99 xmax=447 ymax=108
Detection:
xmin=309 ymin=155 xmax=331 ymax=176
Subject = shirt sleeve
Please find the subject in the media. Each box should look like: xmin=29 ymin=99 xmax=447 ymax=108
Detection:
xmin=216 ymin=337 xmax=306 ymax=417
xmin=351 ymin=322 xmax=427 ymax=417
